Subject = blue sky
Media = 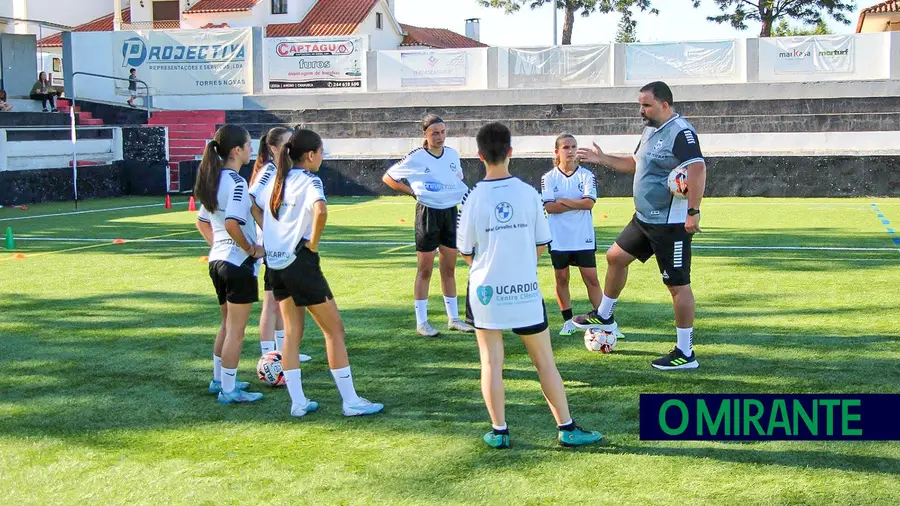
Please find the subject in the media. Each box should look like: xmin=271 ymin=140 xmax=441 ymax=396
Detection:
xmin=394 ymin=0 xmax=867 ymax=46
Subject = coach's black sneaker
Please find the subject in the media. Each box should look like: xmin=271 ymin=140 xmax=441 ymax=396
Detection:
xmin=651 ymin=347 xmax=699 ymax=370
xmin=572 ymin=311 xmax=625 ymax=339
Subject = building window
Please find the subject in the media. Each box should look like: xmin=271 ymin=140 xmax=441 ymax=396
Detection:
xmin=376 ymin=12 xmax=384 ymax=30
xmin=272 ymin=0 xmax=288 ymax=15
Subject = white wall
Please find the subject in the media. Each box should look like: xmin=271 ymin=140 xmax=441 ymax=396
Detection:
xmin=181 ymin=0 xmax=316 ymax=29
xmin=181 ymin=10 xmax=261 ymax=29
xmin=758 ymin=33 xmax=892 ymax=83
xmin=355 ymin=0 xmax=403 ymax=51
xmin=129 ymin=0 xmax=153 ymax=24
xmin=376 ymin=48 xmax=489 ymax=91
xmin=0 ymin=0 xmax=112 ymax=36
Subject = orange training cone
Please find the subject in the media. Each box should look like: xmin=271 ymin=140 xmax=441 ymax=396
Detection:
xmin=198 ymin=255 xmax=209 ymax=263
xmin=12 ymin=253 xmax=26 ymax=259
xmin=165 ymin=194 xmax=172 ymax=209
xmin=188 ymin=196 xmax=197 ymax=212
xmin=113 ymin=238 xmax=125 ymax=244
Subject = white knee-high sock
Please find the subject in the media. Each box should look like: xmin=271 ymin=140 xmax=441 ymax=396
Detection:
xmin=676 ymin=327 xmax=694 ymax=356
xmin=330 ymin=366 xmax=360 ymax=405
xmin=443 ymin=296 xmax=459 ymax=320
xmin=414 ymin=300 xmax=428 ymax=326
xmin=283 ymin=369 xmax=308 ymax=405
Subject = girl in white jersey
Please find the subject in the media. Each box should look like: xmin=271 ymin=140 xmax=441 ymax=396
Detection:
xmin=381 ymin=114 xmax=474 ymax=337
xmin=458 ymin=122 xmax=602 ymax=449
xmin=540 ymin=133 xmax=622 ymax=338
xmin=255 ymin=128 xmax=383 ymax=418
xmin=248 ymin=127 xmax=312 ymax=365
xmin=194 ymin=124 xmax=264 ymax=404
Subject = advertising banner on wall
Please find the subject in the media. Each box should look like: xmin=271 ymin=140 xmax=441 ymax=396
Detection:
xmin=265 ymin=37 xmax=365 ymax=92
xmin=764 ymin=35 xmax=854 ymax=74
xmin=399 ymin=50 xmax=468 ymax=88
xmin=508 ymin=44 xmax=610 ymax=88
xmin=625 ymin=40 xmax=735 ymax=81
xmin=112 ymin=28 xmax=252 ymax=95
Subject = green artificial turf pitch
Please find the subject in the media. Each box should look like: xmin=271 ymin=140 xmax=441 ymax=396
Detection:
xmin=1 ymin=196 xmax=899 ymax=505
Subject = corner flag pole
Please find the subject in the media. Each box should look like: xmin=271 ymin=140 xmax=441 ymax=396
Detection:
xmin=70 ymin=101 xmax=78 ymax=210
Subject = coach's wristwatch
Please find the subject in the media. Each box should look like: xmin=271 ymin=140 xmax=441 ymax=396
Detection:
xmin=687 ymin=208 xmax=700 ymax=216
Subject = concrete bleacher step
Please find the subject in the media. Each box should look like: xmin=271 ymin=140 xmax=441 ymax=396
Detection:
xmin=235 ymin=112 xmax=900 ymax=139
xmin=229 ymin=96 xmax=900 ymax=126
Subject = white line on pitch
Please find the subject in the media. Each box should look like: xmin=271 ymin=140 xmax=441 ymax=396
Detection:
xmin=0 ymin=202 xmax=188 ymax=222
xmin=13 ymin=237 xmax=900 ymax=252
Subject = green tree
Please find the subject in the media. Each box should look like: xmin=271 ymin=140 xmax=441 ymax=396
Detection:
xmin=772 ymin=18 xmax=832 ymax=36
xmin=693 ymin=0 xmax=853 ymax=38
xmin=477 ymin=0 xmax=657 ymax=45
xmin=615 ymin=10 xmax=639 ymax=42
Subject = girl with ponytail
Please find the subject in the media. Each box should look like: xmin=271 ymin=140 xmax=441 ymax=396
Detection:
xmin=253 ymin=128 xmax=383 ymax=419
xmin=193 ymin=124 xmax=265 ymax=404
xmin=247 ymin=127 xmax=311 ymax=364
xmin=539 ymin=133 xmax=618 ymax=338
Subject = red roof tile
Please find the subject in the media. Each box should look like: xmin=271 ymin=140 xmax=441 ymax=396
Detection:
xmin=400 ymin=23 xmax=487 ymax=49
xmin=200 ymin=22 xmax=232 ymax=29
xmin=856 ymin=0 xmax=900 ymax=32
xmin=184 ymin=0 xmax=260 ymax=14
xmin=266 ymin=0 xmax=378 ymax=37
xmin=38 ymin=8 xmax=131 ymax=47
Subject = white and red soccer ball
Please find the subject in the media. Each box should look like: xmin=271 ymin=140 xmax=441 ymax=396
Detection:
xmin=584 ymin=329 xmax=617 ymax=353
xmin=257 ymin=351 xmax=285 ymax=386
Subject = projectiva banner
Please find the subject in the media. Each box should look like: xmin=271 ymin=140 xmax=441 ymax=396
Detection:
xmin=265 ymin=36 xmax=366 ymax=92
xmin=113 ymin=28 xmax=252 ymax=96
xmin=763 ymin=35 xmax=855 ymax=75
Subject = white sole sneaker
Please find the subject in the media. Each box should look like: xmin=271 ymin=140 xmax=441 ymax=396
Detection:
xmin=290 ymin=400 xmax=319 ymax=417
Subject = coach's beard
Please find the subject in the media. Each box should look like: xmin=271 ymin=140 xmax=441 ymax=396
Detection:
xmin=641 ymin=115 xmax=658 ymax=127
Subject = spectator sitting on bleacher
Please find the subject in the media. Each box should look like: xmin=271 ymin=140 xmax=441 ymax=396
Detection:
xmin=30 ymin=72 xmax=60 ymax=112
xmin=0 ymin=90 xmax=12 ymax=112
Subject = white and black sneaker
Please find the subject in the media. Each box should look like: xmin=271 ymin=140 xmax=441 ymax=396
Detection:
xmin=651 ymin=347 xmax=699 ymax=370
xmin=572 ymin=311 xmax=625 ymax=339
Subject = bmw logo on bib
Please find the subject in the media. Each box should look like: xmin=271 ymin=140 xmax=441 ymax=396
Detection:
xmin=495 ymin=202 xmax=513 ymax=223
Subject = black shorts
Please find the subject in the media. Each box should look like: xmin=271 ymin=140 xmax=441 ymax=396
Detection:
xmin=464 ymin=292 xmax=550 ymax=336
xmin=262 ymin=259 xmax=273 ymax=292
xmin=269 ymin=246 xmax=334 ymax=307
xmin=415 ymin=203 xmax=457 ymax=252
xmin=616 ymin=214 xmax=693 ymax=286
xmin=549 ymin=248 xmax=597 ymax=270
xmin=209 ymin=258 xmax=259 ymax=305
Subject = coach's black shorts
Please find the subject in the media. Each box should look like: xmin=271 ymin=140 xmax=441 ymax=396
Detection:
xmin=549 ymin=248 xmax=597 ymax=270
xmin=465 ymin=291 xmax=550 ymax=336
xmin=616 ymin=214 xmax=693 ymax=286
xmin=269 ymin=245 xmax=334 ymax=307
xmin=209 ymin=257 xmax=259 ymax=305
xmin=415 ymin=203 xmax=457 ymax=252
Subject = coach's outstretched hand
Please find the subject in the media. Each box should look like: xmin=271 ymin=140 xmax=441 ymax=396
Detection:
xmin=576 ymin=142 xmax=604 ymax=165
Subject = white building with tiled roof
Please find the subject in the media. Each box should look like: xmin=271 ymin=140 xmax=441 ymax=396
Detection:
xmin=36 ymin=0 xmax=484 ymax=52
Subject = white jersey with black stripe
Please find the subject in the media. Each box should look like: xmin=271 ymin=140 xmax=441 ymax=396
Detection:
xmin=540 ymin=166 xmax=597 ymax=252
xmin=196 ymin=168 xmax=257 ymax=271
xmin=386 ymin=146 xmax=468 ymax=209
xmin=457 ymin=176 xmax=552 ymax=330
xmin=249 ymin=162 xmax=276 ymax=246
xmin=256 ymin=169 xmax=327 ymax=270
